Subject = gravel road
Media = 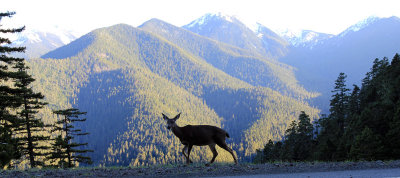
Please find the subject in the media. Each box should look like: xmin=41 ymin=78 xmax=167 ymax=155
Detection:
xmin=214 ymin=168 xmax=400 ymax=178
xmin=1 ymin=160 xmax=400 ymax=177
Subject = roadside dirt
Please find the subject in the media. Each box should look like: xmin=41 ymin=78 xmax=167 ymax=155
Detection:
xmin=2 ymin=160 xmax=400 ymax=177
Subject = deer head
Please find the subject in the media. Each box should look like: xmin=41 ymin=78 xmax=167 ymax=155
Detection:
xmin=162 ymin=113 xmax=181 ymax=130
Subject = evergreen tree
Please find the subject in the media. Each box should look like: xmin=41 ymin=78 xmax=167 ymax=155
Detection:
xmin=330 ymin=72 xmax=350 ymax=134
xmin=282 ymin=120 xmax=297 ymax=160
xmin=384 ymin=53 xmax=400 ymax=158
xmin=349 ymin=127 xmax=383 ymax=160
xmin=0 ymin=11 xmax=25 ymax=168
xmin=270 ymin=141 xmax=283 ymax=161
xmin=49 ymin=108 xmax=93 ymax=168
xmin=13 ymin=61 xmax=50 ymax=168
xmin=262 ymin=140 xmax=274 ymax=162
xmin=316 ymin=73 xmax=350 ymax=161
xmin=255 ymin=54 xmax=400 ymax=163
xmin=340 ymin=85 xmax=361 ymax=159
xmin=295 ymin=111 xmax=314 ymax=160
xmin=254 ymin=111 xmax=315 ymax=163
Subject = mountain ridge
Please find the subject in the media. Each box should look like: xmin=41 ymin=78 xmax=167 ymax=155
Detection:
xmin=10 ymin=27 xmax=78 ymax=59
xmin=24 ymin=13 xmax=400 ymax=167
xmin=30 ymin=22 xmax=319 ymax=166
xmin=280 ymin=16 xmax=400 ymax=112
xmin=182 ymin=13 xmax=284 ymax=58
xmin=140 ymin=19 xmax=316 ymax=99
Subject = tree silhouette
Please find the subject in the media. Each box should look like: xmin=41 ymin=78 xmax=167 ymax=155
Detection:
xmin=13 ymin=61 xmax=50 ymax=168
xmin=49 ymin=108 xmax=93 ymax=168
xmin=0 ymin=11 xmax=25 ymax=168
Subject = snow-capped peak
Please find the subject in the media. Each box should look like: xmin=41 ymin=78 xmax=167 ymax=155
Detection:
xmin=250 ymin=22 xmax=276 ymax=39
xmin=184 ymin=12 xmax=237 ymax=28
xmin=214 ymin=12 xmax=235 ymax=22
xmin=277 ymin=28 xmax=334 ymax=48
xmin=249 ymin=22 xmax=263 ymax=34
xmin=11 ymin=25 xmax=79 ymax=46
xmin=339 ymin=16 xmax=380 ymax=37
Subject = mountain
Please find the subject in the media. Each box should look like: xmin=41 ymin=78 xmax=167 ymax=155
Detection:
xmin=140 ymin=18 xmax=316 ymax=99
xmin=278 ymin=29 xmax=334 ymax=48
xmin=280 ymin=16 xmax=400 ymax=112
xmin=337 ymin=16 xmax=380 ymax=38
xmin=28 ymin=21 xmax=319 ymax=167
xmin=252 ymin=23 xmax=290 ymax=58
xmin=11 ymin=26 xmax=79 ymax=59
xmin=23 ymin=12 xmax=400 ymax=167
xmin=182 ymin=13 xmax=289 ymax=58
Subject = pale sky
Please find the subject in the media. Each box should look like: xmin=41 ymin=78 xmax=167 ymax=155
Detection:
xmin=1 ymin=0 xmax=400 ymax=36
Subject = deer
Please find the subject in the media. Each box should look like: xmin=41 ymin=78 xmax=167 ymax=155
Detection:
xmin=162 ymin=113 xmax=238 ymax=166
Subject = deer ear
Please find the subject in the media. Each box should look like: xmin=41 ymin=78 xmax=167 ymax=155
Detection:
xmin=173 ymin=113 xmax=181 ymax=121
xmin=162 ymin=113 xmax=168 ymax=120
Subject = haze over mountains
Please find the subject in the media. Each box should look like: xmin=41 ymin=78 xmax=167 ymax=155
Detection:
xmin=18 ymin=13 xmax=400 ymax=166
xmin=182 ymin=13 xmax=400 ymax=111
xmin=281 ymin=15 xmax=400 ymax=111
xmin=11 ymin=26 xmax=79 ymax=59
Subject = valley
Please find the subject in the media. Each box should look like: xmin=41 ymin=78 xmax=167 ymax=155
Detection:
xmin=5 ymin=12 xmax=400 ymax=167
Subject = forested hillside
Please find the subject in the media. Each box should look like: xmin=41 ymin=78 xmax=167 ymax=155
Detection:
xmin=26 ymin=22 xmax=319 ymax=166
xmin=140 ymin=19 xmax=316 ymax=99
xmin=4 ymin=9 xmax=400 ymax=168
xmin=6 ymin=11 xmax=400 ymax=168
xmin=10 ymin=28 xmax=78 ymax=59
xmin=182 ymin=13 xmax=289 ymax=58
xmin=255 ymin=54 xmax=400 ymax=162
xmin=281 ymin=16 xmax=400 ymax=112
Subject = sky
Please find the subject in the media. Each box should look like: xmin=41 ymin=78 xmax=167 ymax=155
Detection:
xmin=1 ymin=0 xmax=400 ymax=36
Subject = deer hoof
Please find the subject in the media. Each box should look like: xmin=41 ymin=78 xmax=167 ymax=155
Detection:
xmin=205 ymin=163 xmax=211 ymax=167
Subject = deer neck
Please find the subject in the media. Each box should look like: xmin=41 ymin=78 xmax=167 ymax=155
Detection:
xmin=171 ymin=124 xmax=184 ymax=139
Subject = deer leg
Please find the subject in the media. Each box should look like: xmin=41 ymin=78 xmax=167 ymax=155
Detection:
xmin=182 ymin=145 xmax=193 ymax=163
xmin=186 ymin=144 xmax=193 ymax=164
xmin=206 ymin=144 xmax=218 ymax=166
xmin=217 ymin=141 xmax=238 ymax=164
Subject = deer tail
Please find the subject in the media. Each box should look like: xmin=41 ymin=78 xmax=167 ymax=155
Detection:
xmin=226 ymin=132 xmax=230 ymax=138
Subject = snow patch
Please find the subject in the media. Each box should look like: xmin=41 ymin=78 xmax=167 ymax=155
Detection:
xmin=185 ymin=14 xmax=209 ymax=28
xmin=26 ymin=32 xmax=42 ymax=43
xmin=9 ymin=26 xmax=78 ymax=46
xmin=277 ymin=28 xmax=333 ymax=47
xmin=184 ymin=12 xmax=237 ymax=28
xmin=216 ymin=12 xmax=233 ymax=22
xmin=339 ymin=16 xmax=380 ymax=37
xmin=249 ymin=22 xmax=262 ymax=34
xmin=40 ymin=25 xmax=77 ymax=44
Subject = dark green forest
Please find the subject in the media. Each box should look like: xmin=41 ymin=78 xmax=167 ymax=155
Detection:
xmin=254 ymin=54 xmax=400 ymax=162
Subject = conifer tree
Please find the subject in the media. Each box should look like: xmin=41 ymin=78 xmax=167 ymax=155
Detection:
xmin=13 ymin=61 xmax=50 ymax=168
xmin=49 ymin=108 xmax=93 ymax=168
xmin=320 ymin=72 xmax=350 ymax=160
xmin=383 ymin=53 xmax=400 ymax=158
xmin=261 ymin=140 xmax=274 ymax=162
xmin=255 ymin=54 xmax=400 ymax=163
xmin=295 ymin=111 xmax=314 ymax=160
xmin=330 ymin=72 xmax=350 ymax=133
xmin=0 ymin=11 xmax=25 ymax=168
xmin=349 ymin=127 xmax=383 ymax=160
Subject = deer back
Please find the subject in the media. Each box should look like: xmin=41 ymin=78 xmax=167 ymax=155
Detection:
xmin=176 ymin=125 xmax=227 ymax=146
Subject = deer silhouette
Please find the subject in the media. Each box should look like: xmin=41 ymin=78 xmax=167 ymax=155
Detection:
xmin=162 ymin=113 xmax=238 ymax=165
